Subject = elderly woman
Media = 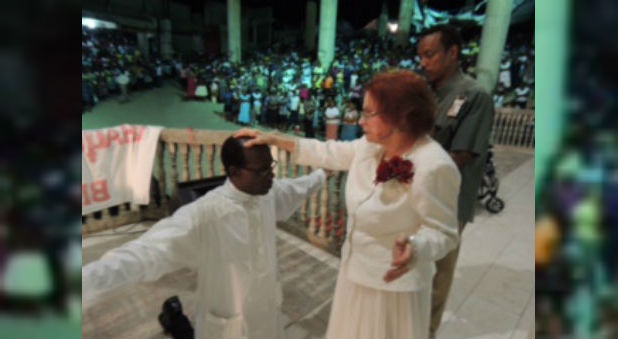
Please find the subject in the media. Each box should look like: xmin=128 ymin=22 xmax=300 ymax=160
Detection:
xmin=236 ymin=70 xmax=460 ymax=338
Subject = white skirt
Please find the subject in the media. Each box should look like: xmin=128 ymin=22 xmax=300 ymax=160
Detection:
xmin=325 ymin=263 xmax=431 ymax=339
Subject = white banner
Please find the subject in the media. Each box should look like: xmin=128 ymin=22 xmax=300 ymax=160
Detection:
xmin=82 ymin=124 xmax=163 ymax=215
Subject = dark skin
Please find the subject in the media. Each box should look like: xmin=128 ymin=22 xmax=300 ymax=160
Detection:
xmin=227 ymin=145 xmax=275 ymax=196
xmin=450 ymin=151 xmax=475 ymax=170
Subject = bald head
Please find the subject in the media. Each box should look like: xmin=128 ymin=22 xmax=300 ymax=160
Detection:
xmin=221 ymin=136 xmax=274 ymax=195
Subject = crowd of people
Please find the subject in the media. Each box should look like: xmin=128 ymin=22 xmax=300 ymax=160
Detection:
xmin=171 ymin=33 xmax=534 ymax=140
xmin=81 ymin=28 xmax=174 ymax=111
xmin=173 ymin=35 xmax=394 ymax=140
xmin=82 ymin=26 xmax=535 ymax=140
xmin=495 ymin=45 xmax=535 ymax=109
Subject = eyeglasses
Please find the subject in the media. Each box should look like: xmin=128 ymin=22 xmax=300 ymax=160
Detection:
xmin=361 ymin=109 xmax=379 ymax=120
xmin=242 ymin=160 xmax=278 ymax=177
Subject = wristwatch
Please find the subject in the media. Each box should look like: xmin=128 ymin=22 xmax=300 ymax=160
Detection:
xmin=407 ymin=234 xmax=417 ymax=251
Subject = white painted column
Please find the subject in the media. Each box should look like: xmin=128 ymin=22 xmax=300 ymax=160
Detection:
xmin=378 ymin=2 xmax=388 ymax=37
xmin=193 ymin=34 xmax=204 ymax=54
xmin=475 ymin=0 xmax=513 ymax=92
xmin=534 ymin=0 xmax=569 ymax=198
xmin=227 ymin=0 xmax=241 ymax=63
xmin=317 ymin=0 xmax=338 ymax=69
xmin=160 ymin=19 xmax=173 ymax=59
xmin=253 ymin=22 xmax=258 ymax=48
xmin=137 ymin=32 xmax=150 ymax=60
xmin=396 ymin=0 xmax=414 ymax=45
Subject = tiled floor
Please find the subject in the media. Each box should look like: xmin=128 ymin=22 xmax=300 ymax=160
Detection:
xmin=436 ymin=156 xmax=534 ymax=339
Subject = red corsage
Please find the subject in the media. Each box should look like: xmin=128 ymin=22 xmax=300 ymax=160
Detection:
xmin=375 ymin=156 xmax=414 ymax=184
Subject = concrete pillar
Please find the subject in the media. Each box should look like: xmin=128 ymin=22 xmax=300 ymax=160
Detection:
xmin=160 ymin=19 xmax=173 ymax=59
xmin=535 ymin=0 xmax=569 ymax=199
xmin=253 ymin=22 xmax=258 ymax=48
xmin=137 ymin=32 xmax=150 ymax=60
xmin=193 ymin=34 xmax=204 ymax=54
xmin=317 ymin=0 xmax=338 ymax=69
xmin=305 ymin=1 xmax=317 ymax=52
xmin=396 ymin=0 xmax=414 ymax=45
xmin=378 ymin=2 xmax=388 ymax=38
xmin=227 ymin=0 xmax=241 ymax=63
xmin=220 ymin=24 xmax=228 ymax=55
xmin=242 ymin=15 xmax=250 ymax=54
xmin=475 ymin=0 xmax=513 ymax=92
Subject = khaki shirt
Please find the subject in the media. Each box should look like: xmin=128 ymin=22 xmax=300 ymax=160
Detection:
xmin=432 ymin=70 xmax=494 ymax=223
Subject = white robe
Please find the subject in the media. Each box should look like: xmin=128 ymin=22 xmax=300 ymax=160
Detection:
xmin=83 ymin=170 xmax=326 ymax=339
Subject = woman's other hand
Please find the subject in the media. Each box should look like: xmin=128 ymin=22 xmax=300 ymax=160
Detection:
xmin=383 ymin=235 xmax=414 ymax=283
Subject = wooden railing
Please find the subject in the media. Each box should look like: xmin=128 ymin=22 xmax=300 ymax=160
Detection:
xmin=491 ymin=108 xmax=535 ymax=149
xmin=83 ymin=108 xmax=533 ymax=252
xmin=81 ymin=128 xmax=349 ymax=254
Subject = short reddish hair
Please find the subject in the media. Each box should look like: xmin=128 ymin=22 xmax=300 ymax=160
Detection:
xmin=364 ymin=70 xmax=436 ymax=138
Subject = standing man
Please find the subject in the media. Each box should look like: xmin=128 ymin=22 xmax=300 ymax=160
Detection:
xmin=417 ymin=24 xmax=495 ymax=339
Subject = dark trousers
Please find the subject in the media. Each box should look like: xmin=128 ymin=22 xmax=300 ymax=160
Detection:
xmin=288 ymin=109 xmax=299 ymax=128
xmin=303 ymin=118 xmax=315 ymax=138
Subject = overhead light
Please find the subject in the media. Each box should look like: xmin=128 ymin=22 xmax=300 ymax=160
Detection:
xmin=82 ymin=18 xmax=97 ymax=29
xmin=387 ymin=22 xmax=398 ymax=33
xmin=82 ymin=17 xmax=118 ymax=29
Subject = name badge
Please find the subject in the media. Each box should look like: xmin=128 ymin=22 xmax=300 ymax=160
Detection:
xmin=447 ymin=96 xmax=465 ymax=118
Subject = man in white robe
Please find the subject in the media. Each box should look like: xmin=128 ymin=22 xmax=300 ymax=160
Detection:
xmin=82 ymin=136 xmax=326 ymax=339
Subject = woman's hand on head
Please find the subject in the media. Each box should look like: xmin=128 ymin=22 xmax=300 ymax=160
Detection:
xmin=235 ymin=128 xmax=297 ymax=152
xmin=234 ymin=128 xmax=270 ymax=147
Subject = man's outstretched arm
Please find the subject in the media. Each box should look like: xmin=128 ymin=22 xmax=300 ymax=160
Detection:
xmin=83 ymin=203 xmax=202 ymax=305
xmin=272 ymin=169 xmax=327 ymax=222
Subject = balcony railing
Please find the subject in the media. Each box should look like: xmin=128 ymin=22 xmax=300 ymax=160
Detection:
xmin=491 ymin=108 xmax=535 ymax=149
xmin=82 ymin=107 xmax=534 ymax=254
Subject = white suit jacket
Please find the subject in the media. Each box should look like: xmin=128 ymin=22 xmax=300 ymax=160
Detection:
xmin=83 ymin=170 xmax=326 ymax=339
xmin=294 ymin=136 xmax=460 ymax=291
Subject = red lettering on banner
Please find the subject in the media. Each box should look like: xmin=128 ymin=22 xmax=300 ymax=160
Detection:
xmin=84 ymin=132 xmax=110 ymax=163
xmin=91 ymin=180 xmax=111 ymax=202
xmin=97 ymin=131 xmax=111 ymax=148
xmin=122 ymin=126 xmax=146 ymax=143
xmin=82 ymin=180 xmax=111 ymax=207
xmin=108 ymin=129 xmax=124 ymax=145
xmin=82 ymin=184 xmax=91 ymax=206
xmin=83 ymin=126 xmax=147 ymax=164
xmin=135 ymin=126 xmax=146 ymax=142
